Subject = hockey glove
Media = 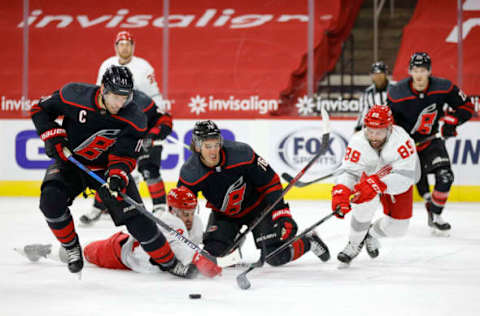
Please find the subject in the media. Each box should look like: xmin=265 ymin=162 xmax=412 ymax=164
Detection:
xmin=40 ymin=128 xmax=68 ymax=162
xmin=149 ymin=113 xmax=173 ymax=141
xmin=98 ymin=169 xmax=129 ymax=200
xmin=192 ymin=252 xmax=222 ymax=278
xmin=352 ymin=174 xmax=386 ymax=204
xmin=141 ymin=135 xmax=155 ymax=152
xmin=441 ymin=115 xmax=458 ymax=138
xmin=331 ymin=184 xmax=352 ymax=218
xmin=272 ymin=208 xmax=298 ymax=241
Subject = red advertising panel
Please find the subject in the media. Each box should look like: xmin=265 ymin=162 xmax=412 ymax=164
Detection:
xmin=1 ymin=0 xmax=362 ymax=119
xmin=393 ymin=0 xmax=480 ymax=97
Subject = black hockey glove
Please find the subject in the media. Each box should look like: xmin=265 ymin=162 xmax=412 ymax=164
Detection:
xmin=98 ymin=169 xmax=128 ymax=200
xmin=40 ymin=128 xmax=69 ymax=162
xmin=272 ymin=208 xmax=298 ymax=241
xmin=441 ymin=115 xmax=458 ymax=138
xmin=142 ymin=135 xmax=155 ymax=152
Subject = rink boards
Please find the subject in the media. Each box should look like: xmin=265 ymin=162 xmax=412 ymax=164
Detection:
xmin=1 ymin=118 xmax=479 ymax=201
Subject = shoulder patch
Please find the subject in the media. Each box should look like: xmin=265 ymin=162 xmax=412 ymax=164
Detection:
xmin=387 ymin=78 xmax=412 ymax=101
xmin=179 ymin=155 xmax=212 ymax=186
xmin=223 ymin=140 xmax=255 ymax=168
xmin=429 ymin=77 xmax=452 ymax=92
xmin=60 ymin=83 xmax=98 ymax=111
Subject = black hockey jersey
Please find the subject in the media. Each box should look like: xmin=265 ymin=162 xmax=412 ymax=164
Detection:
xmin=178 ymin=140 xmax=284 ymax=219
xmin=387 ymin=77 xmax=474 ymax=143
xmin=31 ymin=82 xmax=147 ymax=173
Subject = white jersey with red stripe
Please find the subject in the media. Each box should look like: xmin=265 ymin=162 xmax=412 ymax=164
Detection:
xmin=335 ymin=125 xmax=420 ymax=195
xmin=120 ymin=212 xmax=204 ymax=273
xmin=97 ymin=56 xmax=164 ymax=110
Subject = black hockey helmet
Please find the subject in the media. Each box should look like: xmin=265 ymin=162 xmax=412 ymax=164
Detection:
xmin=409 ymin=52 xmax=431 ymax=71
xmin=371 ymin=61 xmax=388 ymax=74
xmin=101 ymin=65 xmax=134 ymax=104
xmin=192 ymin=120 xmax=223 ymax=148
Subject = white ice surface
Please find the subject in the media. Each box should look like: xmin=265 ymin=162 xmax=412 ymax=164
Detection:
xmin=1 ymin=197 xmax=479 ymax=316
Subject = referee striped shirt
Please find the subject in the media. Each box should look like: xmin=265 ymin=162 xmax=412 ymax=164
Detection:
xmin=354 ymin=80 xmax=395 ymax=130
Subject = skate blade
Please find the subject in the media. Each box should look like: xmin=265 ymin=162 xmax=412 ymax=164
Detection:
xmin=337 ymin=262 xmax=351 ymax=269
xmin=431 ymin=228 xmax=450 ymax=237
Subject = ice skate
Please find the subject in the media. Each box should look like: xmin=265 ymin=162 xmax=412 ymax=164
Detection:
xmin=364 ymin=231 xmax=380 ymax=258
xmin=61 ymin=239 xmax=84 ymax=274
xmin=306 ymin=231 xmax=330 ymax=262
xmin=428 ymin=210 xmax=451 ymax=236
xmin=14 ymin=244 xmax=52 ymax=262
xmin=337 ymin=241 xmax=364 ymax=268
xmin=79 ymin=206 xmax=106 ymax=225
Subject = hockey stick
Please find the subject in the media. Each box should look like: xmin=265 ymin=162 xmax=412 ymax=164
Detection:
xmin=220 ymin=105 xmax=331 ymax=257
xmin=153 ymin=135 xmax=190 ymax=150
xmin=415 ymin=132 xmax=442 ymax=146
xmin=64 ymin=149 xmax=216 ymax=263
xmin=236 ymin=210 xmax=339 ymax=290
xmin=281 ymin=162 xmax=342 ymax=188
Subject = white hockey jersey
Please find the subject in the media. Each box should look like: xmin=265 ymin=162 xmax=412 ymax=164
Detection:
xmin=335 ymin=125 xmax=420 ymax=195
xmin=120 ymin=212 xmax=204 ymax=273
xmin=97 ymin=56 xmax=164 ymax=110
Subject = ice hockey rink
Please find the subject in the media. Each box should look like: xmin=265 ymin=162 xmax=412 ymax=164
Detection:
xmin=1 ymin=197 xmax=479 ymax=316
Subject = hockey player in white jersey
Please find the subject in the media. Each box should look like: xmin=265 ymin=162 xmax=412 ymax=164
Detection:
xmin=331 ymin=105 xmax=420 ymax=266
xmin=17 ymin=187 xmax=222 ymax=278
xmin=96 ymin=31 xmax=164 ymax=109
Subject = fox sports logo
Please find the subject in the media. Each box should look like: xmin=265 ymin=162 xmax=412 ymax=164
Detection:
xmin=277 ymin=128 xmax=348 ymax=175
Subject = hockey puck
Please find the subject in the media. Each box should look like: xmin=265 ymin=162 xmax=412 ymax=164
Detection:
xmin=189 ymin=294 xmax=201 ymax=299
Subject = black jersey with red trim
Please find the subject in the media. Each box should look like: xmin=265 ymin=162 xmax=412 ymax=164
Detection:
xmin=387 ymin=76 xmax=474 ymax=143
xmin=31 ymin=82 xmax=147 ymax=172
xmin=178 ymin=140 xmax=284 ymax=219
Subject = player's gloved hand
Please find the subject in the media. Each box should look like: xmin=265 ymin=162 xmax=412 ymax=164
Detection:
xmin=157 ymin=113 xmax=173 ymax=140
xmin=99 ymin=169 xmax=129 ymax=200
xmin=441 ymin=115 xmax=458 ymax=138
xmin=272 ymin=208 xmax=298 ymax=241
xmin=331 ymin=184 xmax=352 ymax=218
xmin=40 ymin=128 xmax=69 ymax=162
xmin=352 ymin=174 xmax=386 ymax=204
xmin=149 ymin=113 xmax=173 ymax=141
xmin=192 ymin=252 xmax=222 ymax=278
xmin=142 ymin=134 xmax=155 ymax=152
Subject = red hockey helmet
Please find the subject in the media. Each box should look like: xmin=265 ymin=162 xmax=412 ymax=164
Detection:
xmin=115 ymin=31 xmax=134 ymax=44
xmin=167 ymin=186 xmax=197 ymax=210
xmin=364 ymin=105 xmax=393 ymax=129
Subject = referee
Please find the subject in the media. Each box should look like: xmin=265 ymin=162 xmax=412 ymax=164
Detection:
xmin=354 ymin=61 xmax=395 ymax=131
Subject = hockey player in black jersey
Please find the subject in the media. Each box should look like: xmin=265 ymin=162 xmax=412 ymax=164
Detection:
xmin=177 ymin=120 xmax=330 ymax=267
xmin=30 ymin=65 xmax=192 ymax=277
xmin=79 ymin=88 xmax=173 ymax=224
xmin=387 ymin=52 xmax=474 ymax=233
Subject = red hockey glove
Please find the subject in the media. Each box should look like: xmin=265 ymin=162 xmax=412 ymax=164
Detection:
xmin=441 ymin=115 xmax=458 ymax=138
xmin=40 ymin=128 xmax=68 ymax=162
xmin=192 ymin=252 xmax=222 ymax=278
xmin=352 ymin=174 xmax=386 ymax=204
xmin=331 ymin=184 xmax=352 ymax=218
xmin=272 ymin=208 xmax=298 ymax=241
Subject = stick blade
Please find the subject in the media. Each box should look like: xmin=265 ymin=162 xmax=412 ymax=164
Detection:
xmin=236 ymin=273 xmax=251 ymax=290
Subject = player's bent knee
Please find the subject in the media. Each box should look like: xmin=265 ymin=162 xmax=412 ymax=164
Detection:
xmin=265 ymin=246 xmax=290 ymax=266
xmin=40 ymin=183 xmax=68 ymax=216
xmin=435 ymin=168 xmax=454 ymax=188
